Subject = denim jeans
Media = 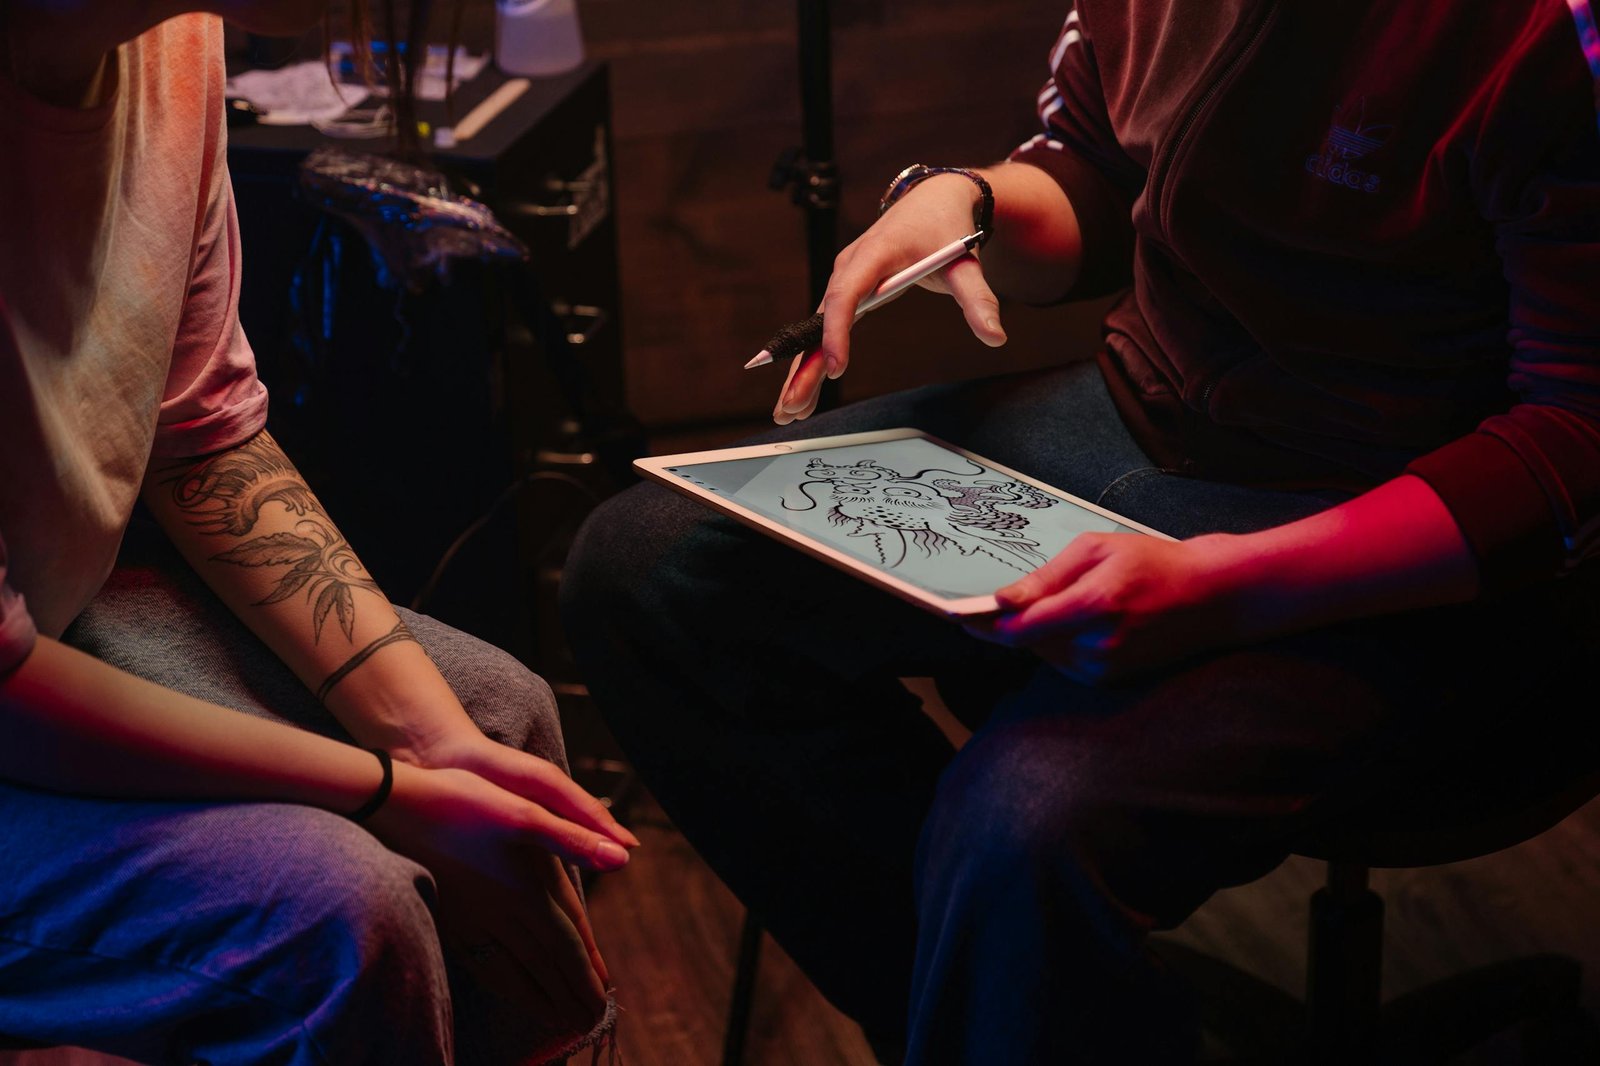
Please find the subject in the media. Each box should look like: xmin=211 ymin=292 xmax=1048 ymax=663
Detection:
xmin=0 ymin=523 xmax=611 ymax=1065
xmin=561 ymin=361 xmax=1600 ymax=1064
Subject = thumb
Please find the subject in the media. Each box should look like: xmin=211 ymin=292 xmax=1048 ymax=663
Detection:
xmin=995 ymin=537 xmax=1101 ymax=608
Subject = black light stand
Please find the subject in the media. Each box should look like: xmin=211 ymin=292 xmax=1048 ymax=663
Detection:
xmin=725 ymin=11 xmax=839 ymax=1064
xmin=767 ymin=0 xmax=841 ymax=409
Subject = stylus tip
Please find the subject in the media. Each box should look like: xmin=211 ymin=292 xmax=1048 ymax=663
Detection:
xmin=744 ymin=351 xmax=773 ymax=370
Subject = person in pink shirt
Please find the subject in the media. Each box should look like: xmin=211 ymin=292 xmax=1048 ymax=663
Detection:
xmin=0 ymin=2 xmax=632 ymax=1061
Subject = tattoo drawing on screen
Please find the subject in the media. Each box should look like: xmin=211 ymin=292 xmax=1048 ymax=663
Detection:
xmin=782 ymin=458 xmax=1059 ymax=572
xmin=160 ymin=432 xmax=381 ymax=643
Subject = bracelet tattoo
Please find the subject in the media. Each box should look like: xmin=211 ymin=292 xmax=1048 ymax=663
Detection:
xmin=316 ymin=620 xmax=419 ymax=703
xmin=160 ymin=431 xmax=381 ymax=643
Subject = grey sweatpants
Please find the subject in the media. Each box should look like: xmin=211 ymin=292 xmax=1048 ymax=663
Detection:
xmin=0 ymin=522 xmax=611 ymax=1065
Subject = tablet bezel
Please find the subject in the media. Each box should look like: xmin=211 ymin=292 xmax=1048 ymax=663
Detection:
xmin=633 ymin=427 xmax=1175 ymax=618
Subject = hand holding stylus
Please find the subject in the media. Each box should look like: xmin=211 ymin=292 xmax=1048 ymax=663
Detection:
xmin=765 ymin=174 xmax=1009 ymax=425
xmin=745 ymin=232 xmax=983 ymax=369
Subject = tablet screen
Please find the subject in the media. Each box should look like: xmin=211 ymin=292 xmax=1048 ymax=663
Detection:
xmin=661 ymin=436 xmax=1141 ymax=600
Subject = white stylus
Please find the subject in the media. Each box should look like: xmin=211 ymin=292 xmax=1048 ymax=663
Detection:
xmin=743 ymin=230 xmax=985 ymax=369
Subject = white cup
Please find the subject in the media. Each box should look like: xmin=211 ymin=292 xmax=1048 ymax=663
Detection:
xmin=496 ymin=0 xmax=586 ymax=77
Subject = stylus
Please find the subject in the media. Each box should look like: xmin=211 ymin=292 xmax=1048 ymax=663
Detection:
xmin=743 ymin=230 xmax=986 ymax=369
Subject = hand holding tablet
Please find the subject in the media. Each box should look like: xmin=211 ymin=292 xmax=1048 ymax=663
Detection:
xmin=635 ymin=429 xmax=1171 ymax=618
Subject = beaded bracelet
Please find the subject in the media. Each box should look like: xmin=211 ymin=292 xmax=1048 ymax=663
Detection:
xmin=878 ymin=164 xmax=995 ymax=246
xmin=347 ymin=748 xmax=394 ymax=823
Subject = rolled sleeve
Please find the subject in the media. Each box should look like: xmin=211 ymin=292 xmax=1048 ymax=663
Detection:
xmin=152 ymin=155 xmax=268 ymax=459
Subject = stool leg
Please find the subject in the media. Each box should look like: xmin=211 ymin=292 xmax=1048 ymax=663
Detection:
xmin=1306 ymin=861 xmax=1383 ymax=1064
xmin=722 ymin=911 xmax=764 ymax=1066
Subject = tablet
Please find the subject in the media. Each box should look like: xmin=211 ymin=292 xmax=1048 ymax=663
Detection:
xmin=634 ymin=428 xmax=1172 ymax=618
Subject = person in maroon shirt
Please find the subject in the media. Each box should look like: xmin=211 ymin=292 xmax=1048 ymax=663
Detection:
xmin=564 ymin=2 xmax=1600 ymax=1062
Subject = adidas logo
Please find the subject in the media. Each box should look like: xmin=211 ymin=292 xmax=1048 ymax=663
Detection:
xmin=1306 ymin=99 xmax=1391 ymax=194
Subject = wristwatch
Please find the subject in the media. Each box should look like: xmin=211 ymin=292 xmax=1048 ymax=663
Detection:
xmin=878 ymin=164 xmax=995 ymax=245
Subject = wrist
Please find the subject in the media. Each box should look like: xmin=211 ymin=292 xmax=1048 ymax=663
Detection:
xmin=323 ymin=670 xmax=476 ymax=767
xmin=880 ymin=164 xmax=995 ymax=242
xmin=399 ymin=722 xmax=496 ymax=772
xmin=1178 ymin=532 xmax=1288 ymax=645
xmin=345 ymin=748 xmax=394 ymax=823
xmin=360 ymin=757 xmax=427 ymax=841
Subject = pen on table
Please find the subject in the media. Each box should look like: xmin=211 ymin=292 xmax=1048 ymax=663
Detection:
xmin=743 ymin=230 xmax=986 ymax=370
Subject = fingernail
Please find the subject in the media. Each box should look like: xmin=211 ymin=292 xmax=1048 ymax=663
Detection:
xmin=618 ymin=826 xmax=641 ymax=848
xmin=596 ymin=839 xmax=630 ymax=869
xmin=985 ymin=318 xmax=1001 ymax=333
xmin=825 ymin=355 xmax=840 ymax=378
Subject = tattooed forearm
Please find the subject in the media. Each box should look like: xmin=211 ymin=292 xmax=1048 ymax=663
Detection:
xmin=160 ymin=431 xmax=381 ymax=643
xmin=209 ymin=520 xmax=381 ymax=641
xmin=315 ymin=620 xmax=420 ymax=702
xmin=160 ymin=431 xmax=320 ymax=537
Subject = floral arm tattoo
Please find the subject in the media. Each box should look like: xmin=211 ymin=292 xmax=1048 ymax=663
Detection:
xmin=159 ymin=431 xmax=420 ymax=699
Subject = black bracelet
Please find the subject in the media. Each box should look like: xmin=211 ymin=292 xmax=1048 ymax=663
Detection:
xmin=878 ymin=164 xmax=995 ymax=245
xmin=347 ymin=748 xmax=394 ymax=823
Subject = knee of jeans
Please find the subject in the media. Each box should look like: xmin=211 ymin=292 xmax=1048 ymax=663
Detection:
xmin=440 ymin=635 xmax=563 ymax=763
xmin=236 ymin=808 xmax=445 ymax=991
xmin=496 ymin=667 xmax=563 ymax=765
xmin=563 ymin=490 xmax=654 ymax=611
xmin=562 ymin=484 xmax=714 ymax=640
xmin=234 ymin=808 xmax=452 ymax=1059
xmin=920 ymin=728 xmax=1106 ymax=888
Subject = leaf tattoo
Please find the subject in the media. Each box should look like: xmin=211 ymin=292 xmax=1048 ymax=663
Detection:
xmin=209 ymin=524 xmax=377 ymax=641
xmin=162 ymin=432 xmax=379 ymax=644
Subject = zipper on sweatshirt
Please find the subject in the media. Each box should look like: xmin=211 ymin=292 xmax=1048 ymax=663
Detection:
xmin=1150 ymin=0 xmax=1279 ymax=241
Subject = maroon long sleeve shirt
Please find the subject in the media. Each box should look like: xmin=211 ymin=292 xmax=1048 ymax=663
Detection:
xmin=1012 ymin=1 xmax=1600 ymax=592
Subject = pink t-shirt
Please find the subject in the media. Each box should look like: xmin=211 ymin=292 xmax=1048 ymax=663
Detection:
xmin=0 ymin=14 xmax=269 ymax=672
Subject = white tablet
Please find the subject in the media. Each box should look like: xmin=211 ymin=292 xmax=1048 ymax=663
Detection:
xmin=634 ymin=428 xmax=1172 ymax=618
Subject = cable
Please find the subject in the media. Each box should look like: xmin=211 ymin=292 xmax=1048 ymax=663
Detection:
xmin=408 ymin=470 xmax=600 ymax=613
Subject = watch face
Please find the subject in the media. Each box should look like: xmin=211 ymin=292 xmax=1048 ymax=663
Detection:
xmin=879 ymin=163 xmax=935 ymax=214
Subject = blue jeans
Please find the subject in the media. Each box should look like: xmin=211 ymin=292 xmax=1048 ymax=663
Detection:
xmin=0 ymin=524 xmax=612 ymax=1065
xmin=561 ymin=362 xmax=1600 ymax=1064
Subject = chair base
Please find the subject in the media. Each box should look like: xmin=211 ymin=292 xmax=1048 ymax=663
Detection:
xmin=1152 ymin=940 xmax=1600 ymax=1065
